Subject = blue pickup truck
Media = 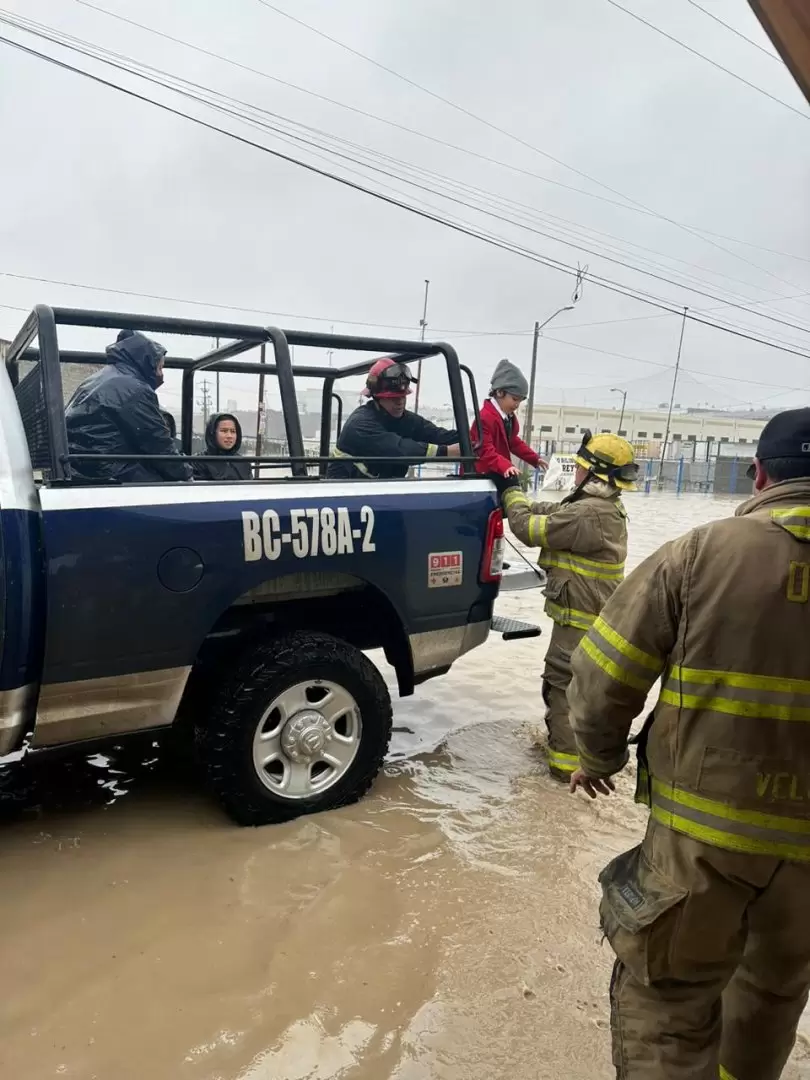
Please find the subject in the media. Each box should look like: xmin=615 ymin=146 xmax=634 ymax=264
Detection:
xmin=0 ymin=306 xmax=539 ymax=825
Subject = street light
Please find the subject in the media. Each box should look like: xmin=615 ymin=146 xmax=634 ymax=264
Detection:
xmin=524 ymin=304 xmax=576 ymax=454
xmin=610 ymin=388 xmax=627 ymax=434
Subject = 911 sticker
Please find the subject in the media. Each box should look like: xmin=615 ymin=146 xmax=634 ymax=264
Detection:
xmin=428 ymin=551 xmax=463 ymax=588
xmin=242 ymin=505 xmax=376 ymax=561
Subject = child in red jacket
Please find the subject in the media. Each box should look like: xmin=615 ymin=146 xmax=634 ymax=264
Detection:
xmin=472 ymin=358 xmax=548 ymax=477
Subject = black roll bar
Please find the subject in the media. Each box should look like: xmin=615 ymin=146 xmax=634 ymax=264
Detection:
xmin=6 ymin=305 xmax=71 ymax=479
xmin=332 ymin=393 xmax=344 ymax=439
xmin=460 ymin=364 xmax=483 ymax=451
xmin=10 ymin=306 xmax=477 ymax=482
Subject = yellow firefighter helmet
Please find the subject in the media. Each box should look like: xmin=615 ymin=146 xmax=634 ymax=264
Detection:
xmin=574 ymin=430 xmax=638 ymax=490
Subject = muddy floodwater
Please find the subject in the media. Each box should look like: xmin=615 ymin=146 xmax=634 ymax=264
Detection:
xmin=3 ymin=493 xmax=810 ymax=1079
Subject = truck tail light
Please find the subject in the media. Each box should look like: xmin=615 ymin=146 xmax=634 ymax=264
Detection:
xmin=480 ymin=508 xmax=505 ymax=583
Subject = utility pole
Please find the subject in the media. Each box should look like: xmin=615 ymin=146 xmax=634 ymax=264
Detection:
xmin=610 ymin=387 xmax=627 ymax=433
xmin=214 ymin=337 xmax=220 ymax=412
xmin=199 ymin=379 xmax=213 ymax=430
xmin=659 ymin=306 xmax=688 ymax=485
xmin=413 ymin=278 xmax=430 ymax=415
xmin=525 ymin=321 xmax=540 ymax=452
xmin=524 ymin=302 xmax=576 ymax=456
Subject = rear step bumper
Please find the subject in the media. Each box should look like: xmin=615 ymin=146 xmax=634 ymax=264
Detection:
xmin=491 ymin=615 xmax=542 ymax=641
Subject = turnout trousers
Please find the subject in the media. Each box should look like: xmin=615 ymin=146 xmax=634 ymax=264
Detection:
xmin=541 ymin=622 xmax=585 ymax=780
xmin=600 ymin=817 xmax=810 ymax=1080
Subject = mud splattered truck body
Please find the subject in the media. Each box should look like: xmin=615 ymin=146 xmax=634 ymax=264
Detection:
xmin=0 ymin=307 xmax=538 ymax=824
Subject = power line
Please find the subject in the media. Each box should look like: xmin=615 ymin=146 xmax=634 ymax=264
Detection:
xmin=70 ymin=0 xmax=810 ymax=278
xmin=542 ymin=332 xmax=809 ymax=393
xmin=68 ymin=1 xmax=658 ymax=217
xmin=252 ymin=0 xmax=810 ymax=298
xmin=9 ymin=9 xmax=810 ymax=341
xmin=683 ymin=0 xmax=781 ymax=62
xmin=3 ymin=27 xmax=810 ymax=366
xmin=604 ymin=0 xmax=809 ymax=121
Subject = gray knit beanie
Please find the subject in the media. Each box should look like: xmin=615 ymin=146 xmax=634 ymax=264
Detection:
xmin=490 ymin=358 xmax=529 ymax=398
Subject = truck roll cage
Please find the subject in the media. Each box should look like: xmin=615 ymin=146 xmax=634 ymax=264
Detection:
xmin=5 ymin=305 xmax=482 ymax=483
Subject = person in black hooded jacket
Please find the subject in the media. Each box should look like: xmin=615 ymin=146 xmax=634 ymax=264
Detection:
xmin=65 ymin=329 xmax=191 ymax=483
xmin=193 ymin=413 xmax=252 ymax=480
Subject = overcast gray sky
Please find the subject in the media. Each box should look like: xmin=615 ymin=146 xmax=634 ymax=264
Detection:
xmin=1 ymin=0 xmax=809 ymax=420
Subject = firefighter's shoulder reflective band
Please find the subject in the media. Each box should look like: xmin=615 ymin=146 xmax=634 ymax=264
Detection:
xmin=548 ymin=749 xmax=579 ymax=774
xmin=539 ymin=551 xmax=625 ymax=581
xmin=579 ymin=618 xmax=663 ymax=692
xmin=719 ymin=1067 xmax=738 ymax=1080
xmin=331 ymin=447 xmax=373 ymax=477
xmin=650 ymin=778 xmax=810 ymax=860
xmin=661 ymin=666 xmax=810 ymax=722
xmin=545 ymin=600 xmax=596 ymax=630
xmin=771 ymin=505 xmax=810 ymax=540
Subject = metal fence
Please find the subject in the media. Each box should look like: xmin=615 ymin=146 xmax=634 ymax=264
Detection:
xmin=526 ymin=453 xmax=752 ymax=497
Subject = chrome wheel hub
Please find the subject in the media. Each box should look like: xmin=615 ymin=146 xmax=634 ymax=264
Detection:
xmin=252 ymin=679 xmax=362 ymax=801
xmin=280 ymin=712 xmax=332 ymax=762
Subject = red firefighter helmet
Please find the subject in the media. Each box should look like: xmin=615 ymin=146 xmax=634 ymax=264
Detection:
xmin=364 ymin=358 xmax=417 ymax=399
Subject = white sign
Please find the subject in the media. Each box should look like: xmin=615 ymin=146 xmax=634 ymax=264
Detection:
xmin=428 ymin=551 xmax=463 ymax=588
xmin=542 ymin=453 xmax=576 ymax=491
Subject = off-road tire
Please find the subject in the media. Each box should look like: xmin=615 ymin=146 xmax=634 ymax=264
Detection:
xmin=195 ymin=631 xmax=393 ymax=826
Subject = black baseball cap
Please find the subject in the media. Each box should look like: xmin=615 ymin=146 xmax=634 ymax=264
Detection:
xmin=746 ymin=408 xmax=810 ymax=479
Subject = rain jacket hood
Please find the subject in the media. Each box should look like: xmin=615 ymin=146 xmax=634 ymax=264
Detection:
xmin=193 ymin=413 xmax=251 ymax=481
xmin=65 ymin=331 xmax=190 ymax=485
xmin=204 ymin=413 xmax=243 ymax=454
xmin=106 ymin=329 xmax=166 ymax=390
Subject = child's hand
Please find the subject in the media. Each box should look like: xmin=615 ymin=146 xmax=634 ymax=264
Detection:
xmin=503 ymin=465 xmax=520 ymax=477
xmin=536 ymin=456 xmax=549 ymax=471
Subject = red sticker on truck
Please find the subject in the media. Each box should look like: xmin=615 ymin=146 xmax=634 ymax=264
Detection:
xmin=428 ymin=551 xmax=463 ymax=588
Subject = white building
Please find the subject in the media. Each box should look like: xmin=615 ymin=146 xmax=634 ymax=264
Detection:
xmin=524 ymin=404 xmax=768 ymax=457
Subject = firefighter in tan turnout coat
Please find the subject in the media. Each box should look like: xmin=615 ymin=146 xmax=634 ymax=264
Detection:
xmin=502 ymin=431 xmax=638 ymax=780
xmin=567 ymin=408 xmax=810 ymax=1080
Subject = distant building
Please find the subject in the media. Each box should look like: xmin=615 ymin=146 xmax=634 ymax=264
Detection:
xmin=523 ymin=403 xmax=769 ymax=459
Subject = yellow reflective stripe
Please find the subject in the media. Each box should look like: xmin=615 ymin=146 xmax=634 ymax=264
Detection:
xmin=771 ymin=507 xmax=810 ymax=539
xmin=548 ymin=749 xmax=579 ymax=773
xmin=545 ymin=550 xmax=625 ymax=571
xmin=668 ymin=665 xmax=810 ymax=696
xmin=540 ymin=554 xmax=625 ymax=581
xmin=577 ymin=746 xmax=614 ymax=774
xmin=783 ymin=524 xmax=810 ymax=540
xmin=580 ymin=637 xmax=650 ymax=692
xmin=651 ymin=779 xmax=810 ymax=836
xmin=592 ymin=617 xmax=661 ymax=672
xmin=425 ymin=443 xmax=438 ymax=458
xmin=545 ymin=600 xmax=596 ymax=630
xmin=650 ymin=805 xmax=810 ymax=862
xmin=771 ymin=506 xmax=810 ymax=518
xmin=659 ymin=688 xmax=810 ymax=723
xmin=528 ymin=514 xmax=548 ymax=547
xmin=502 ymin=489 xmax=528 ymax=510
xmin=330 ymin=447 xmax=373 ymax=477
xmin=719 ymin=1067 xmax=737 ymax=1080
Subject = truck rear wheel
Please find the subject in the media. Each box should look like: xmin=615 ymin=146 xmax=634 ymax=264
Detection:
xmin=195 ymin=631 xmax=393 ymax=826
